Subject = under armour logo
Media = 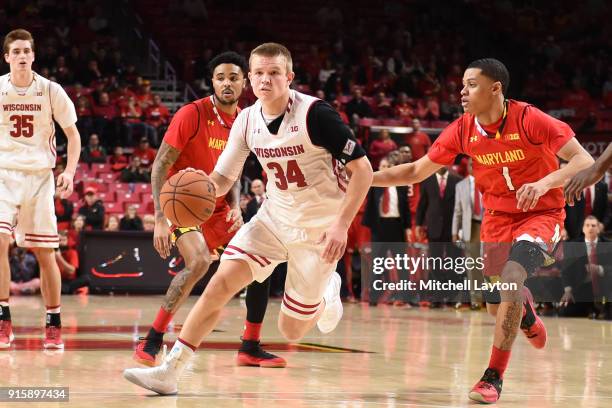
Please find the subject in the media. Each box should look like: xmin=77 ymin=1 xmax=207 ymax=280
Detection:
xmin=207 ymin=120 xmax=215 ymax=126
xmin=469 ymin=135 xmax=478 ymax=143
xmin=37 ymin=92 xmax=43 ymax=96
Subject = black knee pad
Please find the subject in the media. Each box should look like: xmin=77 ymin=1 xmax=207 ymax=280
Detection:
xmin=508 ymin=241 xmax=545 ymax=276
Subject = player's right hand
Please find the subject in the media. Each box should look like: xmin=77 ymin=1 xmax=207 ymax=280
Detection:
xmin=153 ymin=217 xmax=172 ymax=259
xmin=560 ymin=289 xmax=574 ymax=307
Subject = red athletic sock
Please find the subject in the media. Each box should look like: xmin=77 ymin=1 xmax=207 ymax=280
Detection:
xmin=242 ymin=321 xmax=262 ymax=341
xmin=488 ymin=345 xmax=511 ymax=378
xmin=152 ymin=307 xmax=174 ymax=333
xmin=177 ymin=337 xmax=197 ymax=352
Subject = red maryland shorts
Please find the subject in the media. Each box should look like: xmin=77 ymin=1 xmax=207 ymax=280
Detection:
xmin=481 ymin=208 xmax=565 ymax=277
xmin=170 ymin=205 xmax=236 ymax=251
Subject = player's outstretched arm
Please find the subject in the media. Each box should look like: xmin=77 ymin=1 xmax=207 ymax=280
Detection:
xmin=564 ymin=142 xmax=612 ymax=205
xmin=319 ymin=156 xmax=373 ymax=263
xmin=151 ymin=141 xmax=181 ymax=258
xmin=57 ymin=124 xmax=81 ymax=198
xmin=372 ymin=155 xmax=443 ymax=187
xmin=516 ymin=138 xmax=594 ymax=211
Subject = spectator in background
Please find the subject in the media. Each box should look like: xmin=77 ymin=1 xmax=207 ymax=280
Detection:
xmin=362 ymin=157 xmax=411 ymax=305
xmin=81 ymin=133 xmax=107 ymax=164
xmin=68 ymin=215 xmax=87 ymax=249
xmin=332 ymin=99 xmax=349 ymax=124
xmin=105 ymin=215 xmax=120 ymax=231
xmin=135 ymin=79 xmax=154 ymax=109
xmin=403 ymin=118 xmax=431 ymax=160
xmin=92 ymin=91 xmax=120 ymax=147
xmin=416 ymin=95 xmax=440 ymax=120
xmin=121 ymin=156 xmax=151 ymax=183
xmin=55 ymin=231 xmax=79 ymax=282
xmin=245 ymin=179 xmax=266 ymax=223
xmin=441 ymin=93 xmax=462 ymax=120
xmin=372 ymin=91 xmax=393 ymax=118
xmin=110 ymin=146 xmax=129 ymax=172
xmin=394 ymin=92 xmax=414 ymax=122
xmin=9 ymin=246 xmax=40 ymax=295
xmin=143 ymin=214 xmax=155 ymax=231
xmin=75 ymin=95 xmax=94 ymax=140
xmin=78 ymin=187 xmax=105 ymax=230
xmin=368 ymin=129 xmax=397 ymax=170
xmin=560 ymin=216 xmax=612 ymax=319
xmin=416 ymin=167 xmax=461 ymax=307
xmin=79 ymin=59 xmax=103 ymax=86
xmin=132 ymin=137 xmax=157 ymax=170
xmin=145 ymin=94 xmax=170 ymax=143
xmin=54 ymin=189 xmax=74 ymax=231
xmin=346 ymin=88 xmax=373 ymax=125
xmin=120 ymin=205 xmax=144 ymax=231
xmin=121 ymin=95 xmax=156 ymax=146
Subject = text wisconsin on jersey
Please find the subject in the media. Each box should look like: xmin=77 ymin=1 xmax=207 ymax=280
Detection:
xmin=3 ymin=104 xmax=42 ymax=111
xmin=254 ymin=145 xmax=306 ymax=158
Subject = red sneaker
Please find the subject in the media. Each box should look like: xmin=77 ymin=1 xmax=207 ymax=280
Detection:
xmin=43 ymin=326 xmax=64 ymax=349
xmin=520 ymin=287 xmax=546 ymax=349
xmin=0 ymin=320 xmax=14 ymax=348
xmin=469 ymin=368 xmax=503 ymax=404
xmin=132 ymin=330 xmax=164 ymax=367
xmin=237 ymin=340 xmax=287 ymax=368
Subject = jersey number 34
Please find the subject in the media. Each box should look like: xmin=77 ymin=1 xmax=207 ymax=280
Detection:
xmin=267 ymin=160 xmax=307 ymax=190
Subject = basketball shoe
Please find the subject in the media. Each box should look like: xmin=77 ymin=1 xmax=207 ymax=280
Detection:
xmin=317 ymin=272 xmax=343 ymax=333
xmin=520 ymin=286 xmax=546 ymax=349
xmin=0 ymin=320 xmax=14 ymax=348
xmin=133 ymin=329 xmax=165 ymax=366
xmin=469 ymin=368 xmax=503 ymax=404
xmin=43 ymin=326 xmax=64 ymax=349
xmin=124 ymin=342 xmax=193 ymax=395
xmin=236 ymin=340 xmax=287 ymax=368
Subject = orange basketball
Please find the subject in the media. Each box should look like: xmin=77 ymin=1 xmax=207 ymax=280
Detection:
xmin=160 ymin=171 xmax=216 ymax=227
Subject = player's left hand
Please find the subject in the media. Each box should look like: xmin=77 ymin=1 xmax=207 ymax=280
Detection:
xmin=563 ymin=167 xmax=601 ymax=206
xmin=226 ymin=208 xmax=243 ymax=233
xmin=516 ymin=180 xmax=549 ymax=212
xmin=56 ymin=171 xmax=74 ymax=199
xmin=317 ymin=222 xmax=348 ymax=264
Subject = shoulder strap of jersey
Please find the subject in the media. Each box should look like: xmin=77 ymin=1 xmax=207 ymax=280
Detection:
xmin=187 ymin=100 xmax=202 ymax=142
xmin=518 ymin=102 xmax=541 ymax=146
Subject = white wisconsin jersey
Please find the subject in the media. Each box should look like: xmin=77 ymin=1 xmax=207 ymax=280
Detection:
xmin=0 ymin=72 xmax=77 ymax=171
xmin=216 ymin=90 xmax=348 ymax=228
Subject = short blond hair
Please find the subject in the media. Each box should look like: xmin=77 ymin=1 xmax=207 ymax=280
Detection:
xmin=249 ymin=42 xmax=293 ymax=73
xmin=3 ymin=29 xmax=34 ymax=54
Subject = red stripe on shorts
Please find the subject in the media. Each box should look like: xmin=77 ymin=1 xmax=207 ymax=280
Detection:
xmin=26 ymin=233 xmax=59 ymax=238
xmin=226 ymin=245 xmax=269 ymax=267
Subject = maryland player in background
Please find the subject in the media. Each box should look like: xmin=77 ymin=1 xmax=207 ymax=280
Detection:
xmin=0 ymin=29 xmax=81 ymax=349
xmin=133 ymin=51 xmax=285 ymax=368
xmin=371 ymin=59 xmax=593 ymax=404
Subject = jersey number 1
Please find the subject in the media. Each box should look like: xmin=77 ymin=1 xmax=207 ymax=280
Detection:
xmin=9 ymin=115 xmax=34 ymax=138
xmin=267 ymin=160 xmax=307 ymax=190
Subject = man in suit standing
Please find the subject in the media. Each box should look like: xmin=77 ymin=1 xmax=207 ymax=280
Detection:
xmin=452 ymin=159 xmax=484 ymax=309
xmin=363 ymin=158 xmax=411 ymax=305
xmin=560 ymin=215 xmax=612 ymax=319
xmin=416 ymin=166 xmax=461 ymax=306
xmin=245 ymin=179 xmax=266 ymax=223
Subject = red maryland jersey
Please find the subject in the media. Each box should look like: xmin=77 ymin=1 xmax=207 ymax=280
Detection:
xmin=428 ymin=99 xmax=574 ymax=213
xmin=164 ymin=96 xmax=238 ymax=210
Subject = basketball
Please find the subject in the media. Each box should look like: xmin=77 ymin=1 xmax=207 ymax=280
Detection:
xmin=160 ymin=171 xmax=216 ymax=227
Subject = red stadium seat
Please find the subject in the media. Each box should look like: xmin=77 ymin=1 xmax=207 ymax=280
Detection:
xmin=117 ymin=192 xmax=141 ymax=204
xmin=91 ymin=163 xmax=112 ymax=176
xmin=133 ymin=184 xmax=152 ymax=194
xmin=97 ymin=192 xmax=116 ymax=203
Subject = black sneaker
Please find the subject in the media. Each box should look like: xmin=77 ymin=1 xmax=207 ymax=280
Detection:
xmin=237 ymin=339 xmax=287 ymax=368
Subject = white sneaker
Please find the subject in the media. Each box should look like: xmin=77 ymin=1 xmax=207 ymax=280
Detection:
xmin=123 ymin=342 xmax=193 ymax=395
xmin=317 ymin=272 xmax=343 ymax=334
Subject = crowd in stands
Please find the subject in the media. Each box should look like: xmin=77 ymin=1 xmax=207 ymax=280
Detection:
xmin=5 ymin=1 xmax=612 ymax=316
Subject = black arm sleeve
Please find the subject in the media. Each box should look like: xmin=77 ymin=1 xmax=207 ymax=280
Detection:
xmin=306 ymin=101 xmax=366 ymax=165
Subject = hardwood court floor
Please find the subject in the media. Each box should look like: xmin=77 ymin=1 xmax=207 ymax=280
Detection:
xmin=2 ymin=295 xmax=612 ymax=407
